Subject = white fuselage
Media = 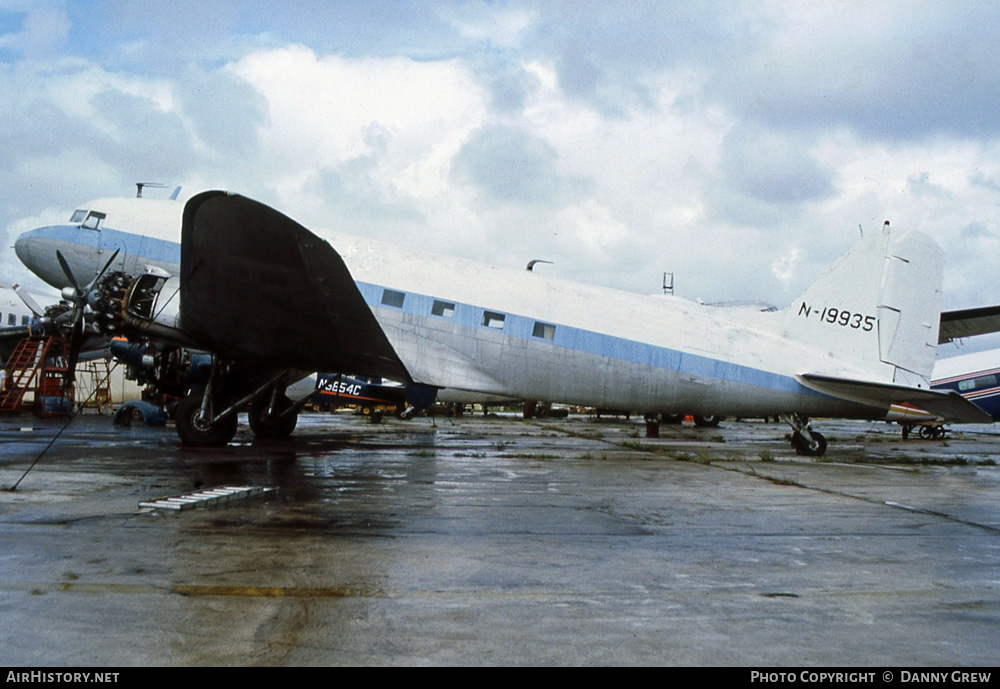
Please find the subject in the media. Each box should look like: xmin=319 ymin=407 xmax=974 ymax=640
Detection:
xmin=13 ymin=195 xmax=920 ymax=420
xmin=0 ymin=286 xmax=36 ymax=329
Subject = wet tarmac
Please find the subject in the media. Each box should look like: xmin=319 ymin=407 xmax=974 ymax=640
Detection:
xmin=0 ymin=411 xmax=998 ymax=666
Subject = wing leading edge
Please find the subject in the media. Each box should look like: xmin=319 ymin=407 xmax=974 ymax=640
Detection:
xmin=179 ymin=191 xmax=410 ymax=381
xmin=797 ymin=372 xmax=992 ymax=424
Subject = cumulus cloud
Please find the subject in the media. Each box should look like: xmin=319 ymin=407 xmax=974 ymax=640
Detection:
xmin=2 ymin=0 xmax=1000 ymax=317
xmin=451 ymin=124 xmax=572 ymax=204
xmin=0 ymin=5 xmax=69 ymax=58
xmin=720 ymin=124 xmax=835 ymax=205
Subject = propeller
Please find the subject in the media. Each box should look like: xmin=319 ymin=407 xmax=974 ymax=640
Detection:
xmin=52 ymin=248 xmax=121 ymax=386
xmin=12 ymin=284 xmax=45 ymax=317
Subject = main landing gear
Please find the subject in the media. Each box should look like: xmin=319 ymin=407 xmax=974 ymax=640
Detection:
xmin=781 ymin=413 xmax=827 ymax=457
xmin=174 ymin=358 xmax=304 ymax=447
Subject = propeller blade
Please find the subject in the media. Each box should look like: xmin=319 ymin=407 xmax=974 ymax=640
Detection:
xmin=86 ymin=248 xmax=121 ymax=291
xmin=12 ymin=284 xmax=45 ymax=317
xmin=64 ymin=315 xmax=86 ymax=388
xmin=56 ymin=250 xmax=81 ymax=293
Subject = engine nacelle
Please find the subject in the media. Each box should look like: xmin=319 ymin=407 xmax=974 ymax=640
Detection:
xmin=93 ymin=269 xmax=200 ymax=348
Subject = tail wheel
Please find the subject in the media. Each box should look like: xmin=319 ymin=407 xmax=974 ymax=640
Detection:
xmin=248 ymin=393 xmax=298 ymax=440
xmin=792 ymin=431 xmax=827 ymax=457
xmin=918 ymin=425 xmax=943 ymax=440
xmin=175 ymin=393 xmax=238 ymax=447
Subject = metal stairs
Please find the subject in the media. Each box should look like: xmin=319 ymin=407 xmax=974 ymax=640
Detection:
xmin=0 ymin=336 xmax=73 ymax=417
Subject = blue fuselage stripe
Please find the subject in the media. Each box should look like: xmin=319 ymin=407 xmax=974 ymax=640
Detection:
xmin=27 ymin=224 xmax=811 ymax=397
xmin=24 ymin=225 xmax=182 ymax=265
xmin=355 ymin=281 xmax=810 ymax=396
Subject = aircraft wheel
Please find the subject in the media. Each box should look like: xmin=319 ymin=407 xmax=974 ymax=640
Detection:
xmin=792 ymin=431 xmax=827 ymax=457
xmin=693 ymin=415 xmax=724 ymax=428
xmin=918 ymin=425 xmax=942 ymax=440
xmin=248 ymin=394 xmax=298 ymax=440
xmin=662 ymin=414 xmax=684 ymax=425
xmin=175 ymin=393 xmax=238 ymax=447
xmin=114 ymin=405 xmax=144 ymax=427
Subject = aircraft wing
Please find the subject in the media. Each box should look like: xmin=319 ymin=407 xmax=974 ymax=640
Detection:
xmin=179 ymin=191 xmax=411 ymax=381
xmin=939 ymin=305 xmax=1000 ymax=344
xmin=797 ymin=373 xmax=993 ymax=424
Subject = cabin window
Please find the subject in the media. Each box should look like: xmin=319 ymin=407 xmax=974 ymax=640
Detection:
xmin=532 ymin=321 xmax=556 ymax=340
xmin=482 ymin=311 xmax=505 ymax=329
xmin=82 ymin=211 xmax=106 ymax=231
xmin=958 ymin=375 xmax=997 ymax=392
xmin=21 ymin=315 xmax=29 ymax=326
xmin=7 ymin=313 xmax=14 ymax=326
xmin=431 ymin=300 xmax=455 ymax=318
xmin=70 ymin=209 xmax=88 ymax=223
xmin=381 ymin=289 xmax=405 ymax=308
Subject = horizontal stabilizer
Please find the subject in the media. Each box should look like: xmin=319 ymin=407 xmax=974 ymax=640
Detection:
xmin=798 ymin=373 xmax=992 ymax=424
xmin=939 ymin=304 xmax=1000 ymax=343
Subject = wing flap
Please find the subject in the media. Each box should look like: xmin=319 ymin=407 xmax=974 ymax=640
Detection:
xmin=798 ymin=372 xmax=992 ymax=424
xmin=179 ymin=191 xmax=410 ymax=381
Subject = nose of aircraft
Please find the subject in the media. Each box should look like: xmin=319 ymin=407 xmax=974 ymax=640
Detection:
xmin=13 ymin=230 xmax=33 ymax=267
xmin=13 ymin=225 xmax=70 ymax=289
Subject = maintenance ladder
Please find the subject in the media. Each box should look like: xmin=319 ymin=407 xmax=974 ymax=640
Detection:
xmin=0 ymin=336 xmax=73 ymax=417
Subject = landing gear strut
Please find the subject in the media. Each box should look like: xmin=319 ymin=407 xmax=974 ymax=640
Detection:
xmin=781 ymin=413 xmax=827 ymax=457
xmin=173 ymin=358 xmax=303 ymax=447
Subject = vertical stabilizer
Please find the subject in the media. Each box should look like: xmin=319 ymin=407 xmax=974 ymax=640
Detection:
xmin=783 ymin=224 xmax=943 ymax=385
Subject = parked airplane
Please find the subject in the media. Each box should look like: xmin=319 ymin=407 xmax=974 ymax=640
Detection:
xmin=13 ymin=191 xmax=996 ymax=453
xmin=930 ymin=349 xmax=1000 ymax=420
xmin=0 ymin=282 xmax=58 ymax=360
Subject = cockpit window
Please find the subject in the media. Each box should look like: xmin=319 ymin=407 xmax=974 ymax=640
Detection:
xmin=82 ymin=211 xmax=106 ymax=230
xmin=70 ymin=210 xmax=88 ymax=223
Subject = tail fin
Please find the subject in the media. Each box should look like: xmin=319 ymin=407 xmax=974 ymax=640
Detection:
xmin=783 ymin=223 xmax=942 ymax=385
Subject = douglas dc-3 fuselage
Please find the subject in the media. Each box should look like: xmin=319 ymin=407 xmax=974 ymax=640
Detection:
xmin=13 ymin=191 xmax=992 ymax=452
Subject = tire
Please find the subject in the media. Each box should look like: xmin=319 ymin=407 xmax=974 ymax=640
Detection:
xmin=248 ymin=394 xmax=298 ymax=440
xmin=793 ymin=430 xmax=827 ymax=457
xmin=693 ymin=415 xmax=723 ymax=428
xmin=919 ymin=425 xmax=942 ymax=440
xmin=175 ymin=393 xmax=238 ymax=447
xmin=113 ymin=405 xmax=144 ymax=427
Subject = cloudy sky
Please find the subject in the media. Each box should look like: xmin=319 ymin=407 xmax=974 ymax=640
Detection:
xmin=3 ymin=0 xmax=1000 ymax=353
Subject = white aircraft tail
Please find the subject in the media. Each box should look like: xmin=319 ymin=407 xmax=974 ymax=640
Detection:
xmin=783 ymin=223 xmax=943 ymax=386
